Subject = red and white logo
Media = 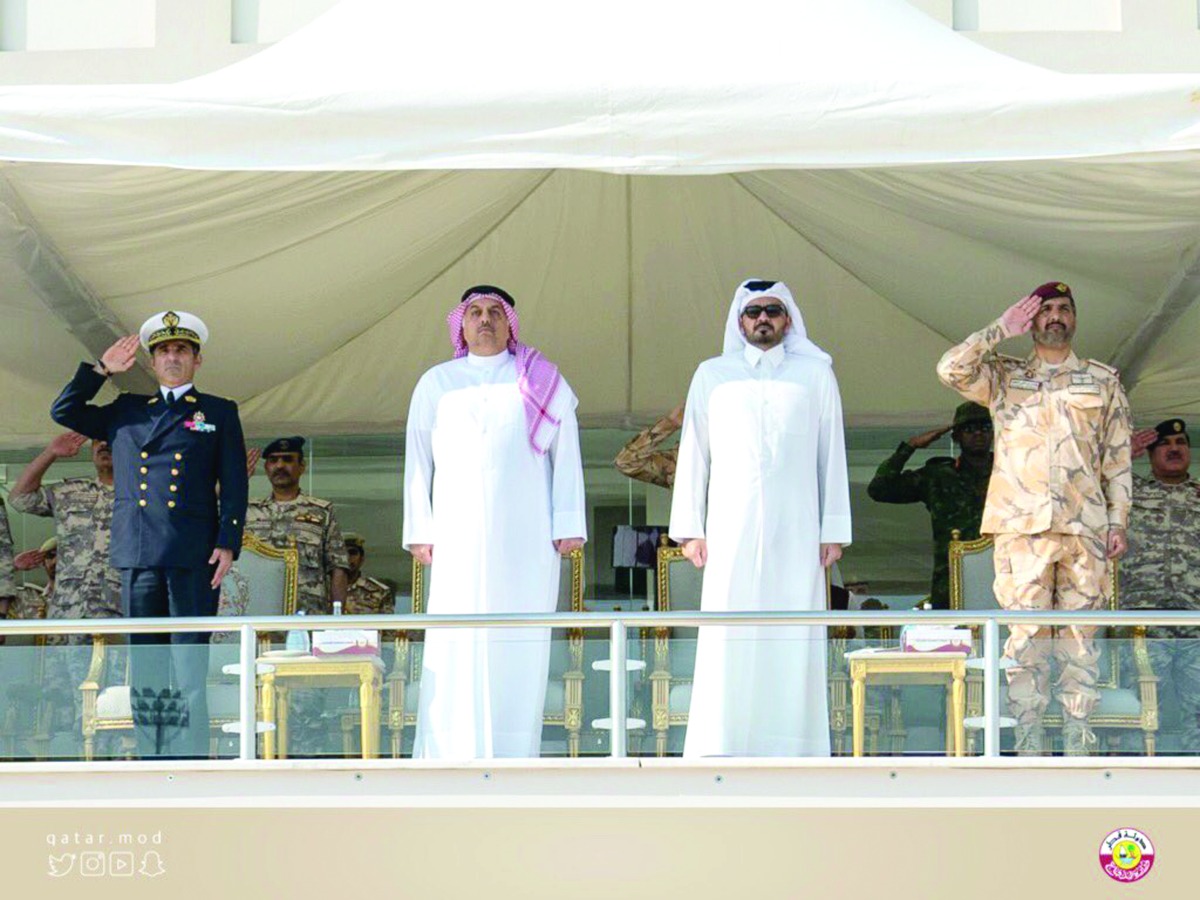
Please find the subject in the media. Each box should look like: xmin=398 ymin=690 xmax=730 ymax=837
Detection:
xmin=1099 ymin=828 xmax=1155 ymax=883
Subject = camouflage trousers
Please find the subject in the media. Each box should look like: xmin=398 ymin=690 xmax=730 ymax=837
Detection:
xmin=1145 ymin=637 xmax=1200 ymax=754
xmin=993 ymin=532 xmax=1108 ymax=725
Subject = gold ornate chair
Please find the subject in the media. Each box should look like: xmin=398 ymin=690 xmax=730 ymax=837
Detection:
xmin=949 ymin=532 xmax=1158 ymax=754
xmin=79 ymin=533 xmax=298 ymax=760
xmin=650 ymin=543 xmax=844 ymax=756
xmin=390 ymin=547 xmax=585 ymax=757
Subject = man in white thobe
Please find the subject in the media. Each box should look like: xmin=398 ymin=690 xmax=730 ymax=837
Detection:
xmin=403 ymin=285 xmax=587 ymax=759
xmin=670 ymin=279 xmax=852 ymax=757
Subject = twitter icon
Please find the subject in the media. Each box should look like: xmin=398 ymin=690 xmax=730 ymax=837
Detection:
xmin=47 ymin=853 xmax=76 ymax=877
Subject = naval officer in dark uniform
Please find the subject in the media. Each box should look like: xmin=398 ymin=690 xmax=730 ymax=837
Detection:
xmin=51 ymin=311 xmax=248 ymax=758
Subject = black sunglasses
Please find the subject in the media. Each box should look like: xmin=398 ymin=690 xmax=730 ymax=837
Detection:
xmin=742 ymin=304 xmax=786 ymax=320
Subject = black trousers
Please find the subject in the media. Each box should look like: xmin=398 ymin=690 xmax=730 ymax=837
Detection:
xmin=121 ymin=566 xmax=218 ymax=759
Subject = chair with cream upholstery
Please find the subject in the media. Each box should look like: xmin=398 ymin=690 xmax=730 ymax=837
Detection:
xmin=79 ymin=533 xmax=298 ymax=760
xmin=392 ymin=547 xmax=586 ymax=757
xmin=949 ymin=531 xmax=1158 ymax=754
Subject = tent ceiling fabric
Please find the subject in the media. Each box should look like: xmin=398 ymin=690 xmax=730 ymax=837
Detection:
xmin=0 ymin=0 xmax=1199 ymax=446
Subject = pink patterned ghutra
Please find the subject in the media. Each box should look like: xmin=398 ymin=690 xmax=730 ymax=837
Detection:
xmin=447 ymin=291 xmax=563 ymax=456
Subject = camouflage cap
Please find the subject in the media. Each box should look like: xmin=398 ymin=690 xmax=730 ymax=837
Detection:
xmin=262 ymin=436 xmax=305 ymax=458
xmin=39 ymin=536 xmax=58 ymax=554
xmin=344 ymin=532 xmax=365 ymax=552
xmin=952 ymin=401 xmax=992 ymax=430
xmin=1150 ymin=418 xmax=1189 ymax=450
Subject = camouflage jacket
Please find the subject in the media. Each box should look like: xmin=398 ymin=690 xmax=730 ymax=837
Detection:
xmin=0 ymin=501 xmax=14 ymax=599
xmin=1122 ymin=474 xmax=1200 ymax=637
xmin=345 ymin=573 xmax=394 ymax=616
xmin=10 ymin=582 xmax=49 ymax=620
xmin=246 ymin=494 xmax=349 ymax=615
xmin=937 ymin=319 xmax=1132 ymax=537
xmin=867 ymin=443 xmax=991 ymax=608
xmin=8 ymin=478 xmax=121 ymax=619
xmin=614 ymin=414 xmax=679 ymax=490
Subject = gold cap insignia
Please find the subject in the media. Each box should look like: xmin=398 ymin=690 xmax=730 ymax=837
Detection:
xmin=163 ymin=311 xmax=180 ymax=329
xmin=1056 ymin=283 xmax=1068 ymax=293
xmin=1175 ymin=421 xmax=1183 ymax=432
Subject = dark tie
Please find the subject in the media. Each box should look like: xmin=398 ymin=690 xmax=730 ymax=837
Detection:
xmin=165 ymin=391 xmax=176 ymax=406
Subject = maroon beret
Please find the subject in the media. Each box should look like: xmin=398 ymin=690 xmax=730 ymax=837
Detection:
xmin=1032 ymin=281 xmax=1073 ymax=303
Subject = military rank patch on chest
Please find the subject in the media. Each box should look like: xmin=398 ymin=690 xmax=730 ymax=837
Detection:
xmin=295 ymin=512 xmax=325 ymax=526
xmin=1010 ymin=378 xmax=1041 ymax=391
xmin=1068 ymin=384 xmax=1101 ymax=395
xmin=184 ymin=412 xmax=216 ymax=433
xmin=1071 ymin=373 xmax=1094 ymax=385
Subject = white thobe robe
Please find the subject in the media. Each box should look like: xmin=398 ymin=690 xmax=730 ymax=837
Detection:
xmin=669 ymin=342 xmax=852 ymax=757
xmin=403 ymin=351 xmax=587 ymax=759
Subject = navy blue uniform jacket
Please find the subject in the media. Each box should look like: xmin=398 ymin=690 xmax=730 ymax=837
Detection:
xmin=51 ymin=363 xmax=248 ymax=569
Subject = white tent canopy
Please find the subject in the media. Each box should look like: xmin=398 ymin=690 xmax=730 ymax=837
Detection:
xmin=1 ymin=0 xmax=1199 ymax=445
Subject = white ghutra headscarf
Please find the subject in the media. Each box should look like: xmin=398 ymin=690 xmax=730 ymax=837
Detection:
xmin=721 ymin=279 xmax=831 ymax=364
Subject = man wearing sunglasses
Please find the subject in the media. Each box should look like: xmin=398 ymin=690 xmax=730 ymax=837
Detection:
xmin=867 ymin=401 xmax=993 ymax=609
xmin=669 ymin=279 xmax=852 ymax=758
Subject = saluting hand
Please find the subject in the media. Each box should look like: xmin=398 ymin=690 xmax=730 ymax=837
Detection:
xmin=906 ymin=425 xmax=951 ymax=450
xmin=1131 ymin=428 xmax=1158 ymax=460
xmin=47 ymin=431 xmax=87 ymax=459
xmin=13 ymin=549 xmax=45 ymax=571
xmin=999 ymin=294 xmax=1041 ymax=338
xmin=99 ymin=334 xmax=140 ymax=375
xmin=210 ymin=547 xmax=234 ymax=588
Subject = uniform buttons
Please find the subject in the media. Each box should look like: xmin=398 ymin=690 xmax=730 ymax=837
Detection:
xmin=138 ymin=499 xmax=147 ymax=507
xmin=140 ymin=466 xmax=148 ymax=475
xmin=233 ymin=519 xmax=239 ymax=525
xmin=140 ymin=451 xmax=149 ymax=459
xmin=174 ymin=453 xmax=182 ymax=461
xmin=168 ymin=501 xmax=176 ymax=509
xmin=170 ymin=485 xmax=178 ymax=492
xmin=140 ymin=482 xmax=148 ymax=491
xmin=171 ymin=469 xmax=179 ymax=476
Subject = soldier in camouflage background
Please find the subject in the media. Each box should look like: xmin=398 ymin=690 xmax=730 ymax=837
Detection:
xmin=246 ymin=436 xmax=349 ymax=755
xmin=614 ymin=402 xmax=684 ymax=489
xmin=343 ymin=533 xmax=393 ymax=617
xmin=1122 ymin=418 xmax=1200 ymax=752
xmin=9 ymin=431 xmax=120 ymax=737
xmin=938 ymin=282 xmax=1131 ymax=756
xmin=246 ymin=437 xmax=348 ymax=615
xmin=12 ymin=537 xmax=57 ymax=621
xmin=868 ymin=401 xmax=993 ymax=608
xmin=0 ymin=500 xmax=15 ymax=626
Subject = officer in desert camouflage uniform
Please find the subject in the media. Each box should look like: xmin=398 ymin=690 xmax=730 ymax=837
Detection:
xmin=246 ymin=436 xmax=349 ymax=754
xmin=343 ymin=533 xmax=393 ymax=617
xmin=938 ymin=282 xmax=1132 ymax=756
xmin=10 ymin=432 xmax=121 ymax=734
xmin=1122 ymin=418 xmax=1200 ymax=752
xmin=868 ymin=401 xmax=993 ymax=609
